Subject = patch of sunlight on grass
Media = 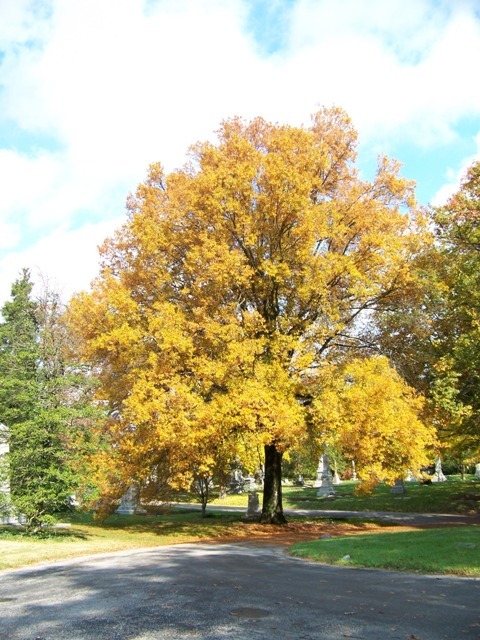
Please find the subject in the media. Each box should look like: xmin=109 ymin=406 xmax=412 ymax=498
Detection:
xmin=289 ymin=526 xmax=480 ymax=576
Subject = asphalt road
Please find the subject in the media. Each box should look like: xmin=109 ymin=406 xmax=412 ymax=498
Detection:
xmin=1 ymin=542 xmax=479 ymax=640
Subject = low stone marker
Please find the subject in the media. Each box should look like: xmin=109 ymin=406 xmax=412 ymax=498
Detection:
xmin=391 ymin=479 xmax=405 ymax=494
xmin=246 ymin=491 xmax=261 ymax=517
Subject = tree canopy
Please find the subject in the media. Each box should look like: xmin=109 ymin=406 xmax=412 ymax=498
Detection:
xmin=0 ymin=270 xmax=97 ymax=530
xmin=68 ymin=107 xmax=435 ymax=522
xmin=429 ymin=162 xmax=480 ymax=463
xmin=311 ymin=356 xmax=436 ymax=492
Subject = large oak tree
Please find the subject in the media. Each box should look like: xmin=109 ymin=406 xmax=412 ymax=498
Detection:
xmin=69 ymin=107 xmax=432 ymax=523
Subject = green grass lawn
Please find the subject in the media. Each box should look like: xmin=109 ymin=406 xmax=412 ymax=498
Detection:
xmin=207 ymin=475 xmax=480 ymax=514
xmin=0 ymin=511 xmax=244 ymax=571
xmin=289 ymin=526 xmax=480 ymax=576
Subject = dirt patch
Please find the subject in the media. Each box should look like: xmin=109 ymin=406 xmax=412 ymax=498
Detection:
xmin=200 ymin=519 xmax=422 ymax=547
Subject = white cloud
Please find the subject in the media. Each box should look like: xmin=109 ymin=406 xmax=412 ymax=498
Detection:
xmin=1 ymin=0 xmax=480 ymax=305
xmin=431 ymin=130 xmax=480 ymax=206
xmin=0 ymin=215 xmax=126 ymax=306
xmin=284 ymin=0 xmax=480 ymax=144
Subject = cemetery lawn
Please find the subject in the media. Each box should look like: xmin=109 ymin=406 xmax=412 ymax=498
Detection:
xmin=0 ymin=511 xmax=246 ymax=571
xmin=1 ymin=510 xmax=479 ymax=576
xmin=1 ymin=477 xmax=478 ymax=574
xmin=289 ymin=526 xmax=480 ymax=576
xmin=209 ymin=475 xmax=480 ymax=514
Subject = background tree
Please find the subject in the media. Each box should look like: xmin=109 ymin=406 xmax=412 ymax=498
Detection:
xmin=310 ymin=356 xmax=437 ymax=491
xmin=68 ymin=107 xmax=432 ymax=523
xmin=429 ymin=161 xmax=480 ymax=463
xmin=374 ymin=161 xmax=480 ymax=467
xmin=0 ymin=271 xmax=97 ymax=531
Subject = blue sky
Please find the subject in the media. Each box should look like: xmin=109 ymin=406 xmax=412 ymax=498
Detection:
xmin=1 ymin=0 xmax=480 ymax=306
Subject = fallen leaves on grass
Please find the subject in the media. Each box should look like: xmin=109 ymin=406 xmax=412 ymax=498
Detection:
xmin=199 ymin=520 xmax=419 ymax=547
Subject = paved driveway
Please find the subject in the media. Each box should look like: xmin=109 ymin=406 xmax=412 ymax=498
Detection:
xmin=1 ymin=542 xmax=479 ymax=640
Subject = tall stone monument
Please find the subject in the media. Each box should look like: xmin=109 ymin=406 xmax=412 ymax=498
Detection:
xmin=432 ymin=457 xmax=447 ymax=483
xmin=351 ymin=460 xmax=358 ymax=481
xmin=116 ymin=485 xmax=146 ymax=515
xmin=315 ymin=453 xmax=336 ymax=497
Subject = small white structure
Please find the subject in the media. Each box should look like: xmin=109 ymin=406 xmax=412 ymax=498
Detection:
xmin=351 ymin=460 xmax=358 ymax=481
xmin=0 ymin=423 xmax=19 ymax=524
xmin=332 ymin=460 xmax=342 ymax=485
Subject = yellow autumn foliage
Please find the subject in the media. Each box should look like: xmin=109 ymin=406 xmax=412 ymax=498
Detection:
xmin=67 ymin=107 xmax=433 ymax=518
xmin=311 ymin=356 xmax=437 ymax=491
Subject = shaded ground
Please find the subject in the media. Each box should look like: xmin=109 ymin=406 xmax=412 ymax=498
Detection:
xmin=2 ymin=541 xmax=480 ymax=640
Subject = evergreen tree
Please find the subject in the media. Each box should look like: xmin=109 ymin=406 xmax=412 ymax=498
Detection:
xmin=0 ymin=270 xmax=96 ymax=531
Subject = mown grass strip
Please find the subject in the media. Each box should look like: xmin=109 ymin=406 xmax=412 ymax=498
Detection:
xmin=289 ymin=526 xmax=480 ymax=576
xmin=0 ymin=512 xmax=242 ymax=571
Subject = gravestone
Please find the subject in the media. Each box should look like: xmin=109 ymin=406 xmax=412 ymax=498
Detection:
xmin=116 ymin=485 xmax=146 ymax=515
xmin=315 ymin=453 xmax=336 ymax=497
xmin=391 ymin=479 xmax=405 ymax=494
xmin=254 ymin=468 xmax=264 ymax=486
xmin=313 ymin=456 xmax=324 ymax=488
xmin=294 ymin=474 xmax=304 ymax=486
xmin=332 ymin=460 xmax=341 ymax=485
xmin=246 ymin=491 xmax=261 ymax=517
xmin=351 ymin=460 xmax=358 ymax=481
xmin=229 ymin=468 xmax=245 ymax=494
xmin=475 ymin=463 xmax=480 ymax=478
xmin=432 ymin=457 xmax=447 ymax=483
xmin=243 ymin=476 xmax=257 ymax=491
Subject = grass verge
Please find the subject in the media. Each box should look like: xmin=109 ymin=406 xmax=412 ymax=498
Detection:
xmin=0 ymin=511 xmax=243 ymax=572
xmin=289 ymin=525 xmax=480 ymax=576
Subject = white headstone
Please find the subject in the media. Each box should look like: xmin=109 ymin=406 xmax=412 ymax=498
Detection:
xmin=116 ymin=485 xmax=146 ymax=515
xmin=332 ymin=460 xmax=341 ymax=485
xmin=313 ymin=456 xmax=324 ymax=488
xmin=316 ymin=453 xmax=336 ymax=497
xmin=351 ymin=460 xmax=357 ymax=481
xmin=432 ymin=457 xmax=447 ymax=483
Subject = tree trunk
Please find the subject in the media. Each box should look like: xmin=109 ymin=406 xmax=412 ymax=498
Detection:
xmin=260 ymin=444 xmax=287 ymax=524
